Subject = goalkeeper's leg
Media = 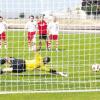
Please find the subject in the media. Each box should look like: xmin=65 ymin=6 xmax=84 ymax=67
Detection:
xmin=0 ymin=68 xmax=13 ymax=74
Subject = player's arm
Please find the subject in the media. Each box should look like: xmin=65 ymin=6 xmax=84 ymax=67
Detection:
xmin=49 ymin=69 xmax=68 ymax=77
xmin=39 ymin=64 xmax=68 ymax=77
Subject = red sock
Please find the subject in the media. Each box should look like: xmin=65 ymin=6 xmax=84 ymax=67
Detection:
xmin=46 ymin=41 xmax=51 ymax=48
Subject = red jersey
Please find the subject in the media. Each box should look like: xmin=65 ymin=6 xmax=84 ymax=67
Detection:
xmin=38 ymin=20 xmax=47 ymax=34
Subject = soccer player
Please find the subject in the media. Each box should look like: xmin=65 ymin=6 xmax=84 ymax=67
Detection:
xmin=0 ymin=53 xmax=68 ymax=77
xmin=37 ymin=15 xmax=49 ymax=50
xmin=25 ymin=15 xmax=37 ymax=51
xmin=48 ymin=17 xmax=59 ymax=51
xmin=0 ymin=16 xmax=8 ymax=49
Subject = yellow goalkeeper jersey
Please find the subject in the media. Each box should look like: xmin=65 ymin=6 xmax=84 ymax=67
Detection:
xmin=25 ymin=53 xmax=50 ymax=72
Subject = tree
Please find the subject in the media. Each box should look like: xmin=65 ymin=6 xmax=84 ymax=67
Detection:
xmin=81 ymin=0 xmax=100 ymax=15
xmin=19 ymin=12 xmax=25 ymax=18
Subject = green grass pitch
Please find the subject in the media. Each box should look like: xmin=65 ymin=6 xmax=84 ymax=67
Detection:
xmin=0 ymin=31 xmax=100 ymax=99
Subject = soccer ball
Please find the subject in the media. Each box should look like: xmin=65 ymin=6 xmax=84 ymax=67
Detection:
xmin=92 ymin=64 xmax=100 ymax=72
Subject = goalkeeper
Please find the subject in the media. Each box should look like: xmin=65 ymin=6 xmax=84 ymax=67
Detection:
xmin=0 ymin=53 xmax=68 ymax=77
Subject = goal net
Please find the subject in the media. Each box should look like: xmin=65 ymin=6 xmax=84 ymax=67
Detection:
xmin=0 ymin=0 xmax=100 ymax=94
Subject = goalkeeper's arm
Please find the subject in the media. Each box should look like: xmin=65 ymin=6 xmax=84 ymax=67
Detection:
xmin=49 ymin=69 xmax=68 ymax=77
xmin=38 ymin=65 xmax=68 ymax=77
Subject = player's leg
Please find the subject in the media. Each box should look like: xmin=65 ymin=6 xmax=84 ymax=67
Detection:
xmin=3 ymin=39 xmax=7 ymax=49
xmin=0 ymin=40 xmax=2 ymax=49
xmin=28 ymin=40 xmax=31 ymax=51
xmin=55 ymin=40 xmax=58 ymax=51
xmin=0 ymin=60 xmax=13 ymax=74
xmin=47 ymin=34 xmax=52 ymax=50
xmin=28 ymin=32 xmax=32 ymax=51
xmin=31 ymin=35 xmax=36 ymax=51
xmin=46 ymin=39 xmax=50 ymax=50
xmin=3 ymin=33 xmax=8 ymax=49
xmin=54 ymin=35 xmax=58 ymax=51
xmin=0 ymin=67 xmax=13 ymax=74
xmin=38 ymin=35 xmax=42 ymax=50
xmin=47 ymin=39 xmax=51 ymax=51
xmin=2 ymin=32 xmax=7 ymax=49
xmin=44 ymin=34 xmax=50 ymax=50
xmin=0 ymin=33 xmax=2 ymax=49
xmin=0 ymin=59 xmax=26 ymax=74
xmin=0 ymin=66 xmax=26 ymax=74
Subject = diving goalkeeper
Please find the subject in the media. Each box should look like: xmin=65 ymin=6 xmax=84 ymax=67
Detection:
xmin=0 ymin=53 xmax=68 ymax=77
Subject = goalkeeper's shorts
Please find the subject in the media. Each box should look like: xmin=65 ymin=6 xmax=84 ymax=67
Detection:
xmin=10 ymin=59 xmax=26 ymax=73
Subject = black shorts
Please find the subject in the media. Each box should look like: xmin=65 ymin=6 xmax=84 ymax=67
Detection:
xmin=39 ymin=34 xmax=47 ymax=40
xmin=10 ymin=58 xmax=26 ymax=73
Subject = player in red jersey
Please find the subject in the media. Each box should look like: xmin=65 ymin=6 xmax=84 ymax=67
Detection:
xmin=37 ymin=15 xmax=49 ymax=50
xmin=0 ymin=16 xmax=8 ymax=49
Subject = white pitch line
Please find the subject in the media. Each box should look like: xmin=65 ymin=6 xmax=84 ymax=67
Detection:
xmin=1 ymin=89 xmax=100 ymax=94
xmin=0 ymin=80 xmax=100 ymax=83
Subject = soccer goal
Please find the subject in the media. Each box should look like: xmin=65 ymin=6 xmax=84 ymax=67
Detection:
xmin=0 ymin=0 xmax=100 ymax=94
